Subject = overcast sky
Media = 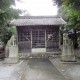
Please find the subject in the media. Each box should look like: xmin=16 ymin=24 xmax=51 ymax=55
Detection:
xmin=14 ymin=0 xmax=58 ymax=16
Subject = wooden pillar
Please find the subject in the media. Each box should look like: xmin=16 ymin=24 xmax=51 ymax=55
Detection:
xmin=45 ymin=30 xmax=47 ymax=52
xmin=31 ymin=30 xmax=32 ymax=53
xmin=59 ymin=26 xmax=61 ymax=50
xmin=16 ymin=27 xmax=19 ymax=57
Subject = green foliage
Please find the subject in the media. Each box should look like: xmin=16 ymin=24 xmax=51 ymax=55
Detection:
xmin=54 ymin=0 xmax=80 ymax=48
xmin=57 ymin=0 xmax=80 ymax=29
xmin=9 ymin=26 xmax=17 ymax=35
xmin=0 ymin=0 xmax=21 ymax=44
xmin=54 ymin=0 xmax=62 ymax=6
xmin=0 ymin=0 xmax=15 ymax=9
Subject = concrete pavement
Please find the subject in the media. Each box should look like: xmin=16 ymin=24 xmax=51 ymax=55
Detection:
xmin=50 ymin=58 xmax=80 ymax=80
xmin=0 ymin=60 xmax=28 ymax=80
xmin=0 ymin=58 xmax=80 ymax=80
xmin=21 ymin=59 xmax=66 ymax=80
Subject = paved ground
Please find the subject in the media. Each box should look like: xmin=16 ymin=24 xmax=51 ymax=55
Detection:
xmin=21 ymin=58 xmax=66 ymax=80
xmin=0 ymin=60 xmax=28 ymax=80
xmin=50 ymin=58 xmax=80 ymax=80
xmin=0 ymin=58 xmax=80 ymax=80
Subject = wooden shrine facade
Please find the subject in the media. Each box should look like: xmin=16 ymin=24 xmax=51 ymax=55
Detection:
xmin=11 ymin=16 xmax=66 ymax=56
xmin=17 ymin=25 xmax=59 ymax=53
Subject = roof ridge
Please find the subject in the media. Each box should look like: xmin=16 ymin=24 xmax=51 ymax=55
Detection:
xmin=19 ymin=16 xmax=60 ymax=19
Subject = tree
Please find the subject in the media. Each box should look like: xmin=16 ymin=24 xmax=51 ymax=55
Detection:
xmin=53 ymin=0 xmax=80 ymax=48
xmin=0 ymin=0 xmax=21 ymax=44
xmin=54 ymin=0 xmax=62 ymax=6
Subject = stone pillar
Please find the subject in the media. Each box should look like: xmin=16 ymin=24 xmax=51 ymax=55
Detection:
xmin=4 ymin=35 xmax=19 ymax=63
xmin=61 ymin=33 xmax=76 ymax=62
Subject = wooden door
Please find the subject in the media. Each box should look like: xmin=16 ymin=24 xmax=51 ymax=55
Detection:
xmin=18 ymin=30 xmax=31 ymax=53
xmin=46 ymin=27 xmax=59 ymax=52
xmin=32 ymin=30 xmax=45 ymax=48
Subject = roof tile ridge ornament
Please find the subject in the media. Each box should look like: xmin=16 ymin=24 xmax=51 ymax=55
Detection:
xmin=60 ymin=16 xmax=67 ymax=24
xmin=10 ymin=19 xmax=15 ymax=25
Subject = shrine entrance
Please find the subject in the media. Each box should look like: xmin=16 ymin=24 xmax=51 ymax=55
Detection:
xmin=32 ymin=30 xmax=46 ymax=53
xmin=11 ymin=16 xmax=66 ymax=58
xmin=17 ymin=25 xmax=59 ymax=53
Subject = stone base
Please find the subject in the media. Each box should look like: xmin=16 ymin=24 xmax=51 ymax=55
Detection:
xmin=4 ymin=57 xmax=19 ymax=64
xmin=61 ymin=55 xmax=76 ymax=62
xmin=19 ymin=53 xmax=60 ymax=59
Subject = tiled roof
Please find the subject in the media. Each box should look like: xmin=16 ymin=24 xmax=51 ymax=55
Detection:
xmin=10 ymin=16 xmax=66 ymax=26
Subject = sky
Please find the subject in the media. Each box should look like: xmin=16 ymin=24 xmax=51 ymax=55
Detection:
xmin=14 ymin=0 xmax=58 ymax=16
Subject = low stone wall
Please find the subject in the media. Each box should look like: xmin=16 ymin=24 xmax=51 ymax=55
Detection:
xmin=19 ymin=51 xmax=61 ymax=59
